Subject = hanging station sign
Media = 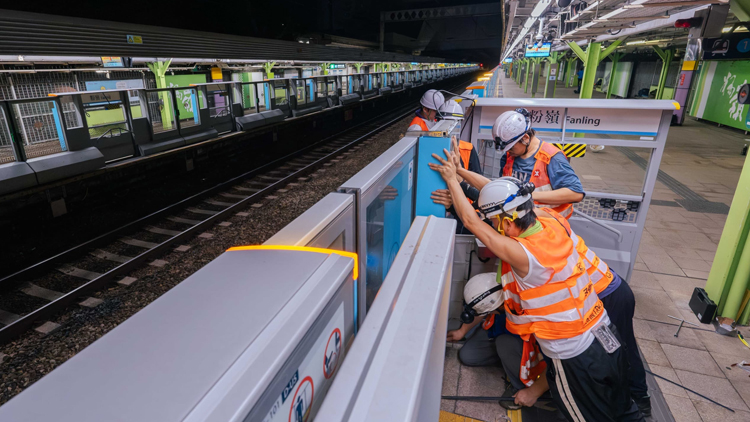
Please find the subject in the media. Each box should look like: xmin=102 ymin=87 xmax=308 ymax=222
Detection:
xmin=524 ymin=43 xmax=551 ymax=58
xmin=328 ymin=64 xmax=346 ymax=70
xmin=478 ymin=103 xmax=664 ymax=137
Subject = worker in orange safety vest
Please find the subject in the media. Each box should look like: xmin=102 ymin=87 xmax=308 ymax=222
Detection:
xmin=407 ymin=89 xmax=445 ymax=131
xmin=431 ymin=152 xmax=644 ymax=422
xmin=493 ymin=108 xmax=585 ymax=219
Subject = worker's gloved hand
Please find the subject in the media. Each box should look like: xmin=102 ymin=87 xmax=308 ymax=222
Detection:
xmin=431 ymin=189 xmax=453 ymax=209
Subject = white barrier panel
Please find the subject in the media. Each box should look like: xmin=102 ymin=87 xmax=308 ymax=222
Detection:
xmin=315 ymin=216 xmax=456 ymax=422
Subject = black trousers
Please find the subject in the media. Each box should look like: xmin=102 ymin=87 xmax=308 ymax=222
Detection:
xmin=600 ymin=280 xmax=649 ymax=399
xmin=544 ymin=325 xmax=645 ymax=422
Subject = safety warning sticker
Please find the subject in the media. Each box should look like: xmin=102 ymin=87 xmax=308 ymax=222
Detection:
xmin=263 ymin=303 xmax=345 ymax=422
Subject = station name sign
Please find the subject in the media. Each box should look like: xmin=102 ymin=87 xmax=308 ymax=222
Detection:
xmin=479 ymin=106 xmax=663 ymax=137
xmin=328 ymin=64 xmax=346 ymax=69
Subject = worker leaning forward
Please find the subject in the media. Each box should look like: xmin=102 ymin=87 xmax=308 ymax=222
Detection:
xmin=493 ymin=108 xmax=584 ymax=219
xmin=430 ymin=150 xmax=644 ymax=422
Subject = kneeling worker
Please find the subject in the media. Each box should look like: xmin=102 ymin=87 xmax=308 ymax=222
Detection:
xmin=430 ymin=151 xmax=643 ymax=422
xmin=493 ymin=108 xmax=585 ymax=219
xmin=407 ymin=89 xmax=445 ymax=131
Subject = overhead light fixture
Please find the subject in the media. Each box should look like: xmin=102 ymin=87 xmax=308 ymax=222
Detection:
xmin=626 ymin=40 xmax=647 ymax=45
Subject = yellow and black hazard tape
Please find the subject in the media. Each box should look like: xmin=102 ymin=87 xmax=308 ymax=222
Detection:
xmin=553 ymin=143 xmax=587 ymax=158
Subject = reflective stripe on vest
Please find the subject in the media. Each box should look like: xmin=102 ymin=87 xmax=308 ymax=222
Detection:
xmin=458 ymin=140 xmax=473 ymax=171
xmin=541 ymin=207 xmax=615 ymax=295
xmin=498 ymin=215 xmax=605 ymax=341
xmin=502 ymin=141 xmax=574 ymax=219
xmin=409 ymin=116 xmax=430 ymax=131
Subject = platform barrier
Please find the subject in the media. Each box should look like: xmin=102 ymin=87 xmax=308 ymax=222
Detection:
xmin=0 ymin=246 xmax=357 ymax=422
xmin=316 ymin=216 xmax=456 ymax=422
xmin=469 ymin=98 xmax=679 ymax=280
xmin=339 ymin=135 xmax=418 ymax=325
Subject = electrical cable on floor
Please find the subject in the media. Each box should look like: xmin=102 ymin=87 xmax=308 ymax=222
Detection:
xmin=644 ymin=369 xmax=735 ymax=413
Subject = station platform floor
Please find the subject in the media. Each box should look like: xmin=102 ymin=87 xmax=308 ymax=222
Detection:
xmin=441 ymin=74 xmax=750 ymax=422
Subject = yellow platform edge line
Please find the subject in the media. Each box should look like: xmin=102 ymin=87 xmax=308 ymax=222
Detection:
xmin=438 ymin=410 xmax=487 ymax=422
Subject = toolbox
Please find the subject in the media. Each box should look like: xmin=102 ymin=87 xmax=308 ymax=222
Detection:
xmin=689 ymin=287 xmax=717 ymax=324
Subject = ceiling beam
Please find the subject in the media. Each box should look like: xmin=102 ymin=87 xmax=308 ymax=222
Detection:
xmin=623 ymin=0 xmax=721 ymax=8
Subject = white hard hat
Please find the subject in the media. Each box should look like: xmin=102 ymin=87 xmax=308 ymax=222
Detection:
xmin=463 ymin=273 xmax=503 ymax=317
xmin=492 ymin=108 xmax=531 ymax=154
xmin=439 ymin=99 xmax=464 ymax=120
xmin=420 ymin=89 xmax=445 ymax=111
xmin=477 ymin=177 xmax=534 ymax=219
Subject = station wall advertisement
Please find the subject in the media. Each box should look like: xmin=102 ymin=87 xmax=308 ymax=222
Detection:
xmin=689 ymin=60 xmax=750 ymax=130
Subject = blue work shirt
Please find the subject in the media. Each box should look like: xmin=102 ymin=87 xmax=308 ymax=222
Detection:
xmin=499 ymin=144 xmax=585 ymax=194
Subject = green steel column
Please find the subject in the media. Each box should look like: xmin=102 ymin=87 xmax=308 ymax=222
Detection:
xmin=606 ymin=52 xmax=623 ymax=99
xmin=524 ymin=59 xmax=532 ymax=93
xmin=652 ymin=46 xmax=674 ymax=100
xmin=146 ymin=59 xmax=173 ymax=130
xmin=705 ymin=152 xmax=750 ymax=322
xmin=544 ymin=52 xmax=561 ymax=98
xmin=263 ymin=61 xmax=276 ymax=79
xmin=565 ymin=58 xmax=576 ymax=88
xmin=568 ymin=40 xmax=622 ymax=99
xmin=354 ymin=63 xmax=364 ymax=73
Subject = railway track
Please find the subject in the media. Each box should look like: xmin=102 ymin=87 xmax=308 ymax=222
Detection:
xmin=0 ymin=76 xmax=475 ymax=345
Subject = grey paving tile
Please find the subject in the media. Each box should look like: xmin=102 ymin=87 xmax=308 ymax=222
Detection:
xmin=674 ymin=370 xmax=748 ymax=411
xmin=662 ymin=394 xmax=702 ymax=422
xmin=661 ymin=344 xmax=724 ymax=377
xmin=731 ymin=379 xmax=750 ymax=410
xmin=692 ymin=399 xmax=750 ymax=422
xmin=639 ymin=339 xmax=670 ymax=367
xmin=710 ymin=351 xmax=750 ymax=383
xmin=457 ymin=363 xmax=506 ymax=397
xmin=649 ymin=364 xmax=688 ymax=398
xmin=645 ymin=321 xmax=705 ymax=350
xmin=672 ymin=257 xmax=712 ymax=272
xmin=631 ymin=288 xmax=686 ymax=324
xmin=440 ymin=399 xmax=457 ymax=414
xmin=695 ymin=329 xmax=750 ymax=357
xmin=633 ymin=318 xmax=657 ymax=341
xmin=629 ymin=270 xmax=663 ymax=291
xmin=443 ymin=347 xmax=460 ymax=396
xmin=666 ymin=248 xmax=704 ymax=260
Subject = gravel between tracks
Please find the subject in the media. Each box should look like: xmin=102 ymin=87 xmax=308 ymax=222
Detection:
xmin=0 ymin=116 xmax=412 ymax=405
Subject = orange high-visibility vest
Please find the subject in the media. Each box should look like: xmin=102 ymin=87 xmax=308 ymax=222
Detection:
xmin=497 ymin=215 xmax=605 ymax=342
xmin=503 ymin=141 xmax=574 ymax=219
xmin=540 ymin=207 xmax=615 ymax=295
xmin=458 ymin=140 xmax=473 ymax=170
xmin=409 ymin=116 xmax=430 ymax=131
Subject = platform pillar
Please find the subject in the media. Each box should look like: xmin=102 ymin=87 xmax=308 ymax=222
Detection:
xmin=146 ymin=59 xmax=173 ymax=130
xmin=606 ymin=52 xmax=623 ymax=99
xmin=705 ymin=153 xmax=750 ymax=323
xmin=652 ymin=46 xmax=674 ymax=100
xmin=565 ymin=58 xmax=576 ymax=88
xmin=568 ymin=40 xmax=622 ymax=99
xmin=524 ymin=59 xmax=532 ymax=93
xmin=543 ymin=52 xmax=561 ymax=98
